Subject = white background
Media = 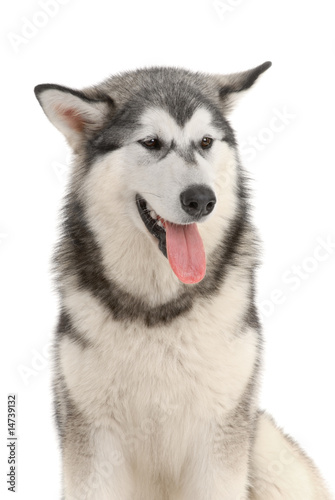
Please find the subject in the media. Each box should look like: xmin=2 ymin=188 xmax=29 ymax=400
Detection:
xmin=1 ymin=0 xmax=334 ymax=498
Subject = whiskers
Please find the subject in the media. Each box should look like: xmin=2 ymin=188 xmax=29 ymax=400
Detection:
xmin=139 ymin=191 xmax=162 ymax=199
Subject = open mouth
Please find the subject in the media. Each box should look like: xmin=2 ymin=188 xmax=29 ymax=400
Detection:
xmin=136 ymin=194 xmax=206 ymax=285
xmin=136 ymin=195 xmax=167 ymax=258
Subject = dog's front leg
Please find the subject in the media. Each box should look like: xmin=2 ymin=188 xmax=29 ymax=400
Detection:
xmin=176 ymin=418 xmax=252 ymax=500
xmin=177 ymin=460 xmax=250 ymax=500
xmin=62 ymin=423 xmax=133 ymax=500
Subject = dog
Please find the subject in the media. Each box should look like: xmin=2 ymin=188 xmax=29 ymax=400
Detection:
xmin=35 ymin=63 xmax=332 ymax=499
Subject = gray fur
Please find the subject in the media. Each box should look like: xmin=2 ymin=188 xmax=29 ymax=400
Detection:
xmin=35 ymin=63 xmax=332 ymax=499
xmin=54 ymin=195 xmax=253 ymax=327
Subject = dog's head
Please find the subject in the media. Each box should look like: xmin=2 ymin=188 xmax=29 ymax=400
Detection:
xmin=35 ymin=63 xmax=271 ymax=286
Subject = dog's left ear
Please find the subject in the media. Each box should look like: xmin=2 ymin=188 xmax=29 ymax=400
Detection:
xmin=34 ymin=84 xmax=114 ymax=151
xmin=215 ymin=61 xmax=272 ymax=113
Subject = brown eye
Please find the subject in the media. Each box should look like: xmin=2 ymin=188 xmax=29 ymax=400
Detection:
xmin=140 ymin=138 xmax=161 ymax=150
xmin=201 ymin=137 xmax=213 ymax=149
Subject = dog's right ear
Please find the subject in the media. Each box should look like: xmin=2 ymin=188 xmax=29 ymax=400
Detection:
xmin=34 ymin=84 xmax=114 ymax=151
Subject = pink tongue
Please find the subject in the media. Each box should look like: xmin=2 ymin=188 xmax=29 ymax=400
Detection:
xmin=165 ymin=221 xmax=206 ymax=284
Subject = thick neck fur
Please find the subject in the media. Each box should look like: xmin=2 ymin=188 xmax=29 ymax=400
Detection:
xmin=55 ymin=150 xmax=258 ymax=323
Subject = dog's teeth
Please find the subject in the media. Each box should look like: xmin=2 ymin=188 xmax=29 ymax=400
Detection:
xmin=146 ymin=202 xmax=153 ymax=211
xmin=150 ymin=210 xmax=157 ymax=220
xmin=157 ymin=219 xmax=164 ymax=228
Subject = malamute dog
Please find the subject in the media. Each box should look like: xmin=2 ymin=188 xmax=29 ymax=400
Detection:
xmin=35 ymin=63 xmax=332 ymax=499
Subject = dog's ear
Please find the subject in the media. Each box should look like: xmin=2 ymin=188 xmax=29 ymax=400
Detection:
xmin=215 ymin=61 xmax=272 ymax=113
xmin=34 ymin=84 xmax=114 ymax=151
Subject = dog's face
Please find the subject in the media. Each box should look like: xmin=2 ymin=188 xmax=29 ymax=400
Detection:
xmin=123 ymin=106 xmax=223 ymax=225
xmin=35 ymin=64 xmax=271 ymax=285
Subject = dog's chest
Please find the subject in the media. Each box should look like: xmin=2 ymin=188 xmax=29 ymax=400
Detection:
xmin=60 ymin=294 xmax=258 ymax=427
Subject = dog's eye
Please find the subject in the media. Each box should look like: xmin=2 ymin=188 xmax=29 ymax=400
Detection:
xmin=200 ymin=137 xmax=213 ymax=149
xmin=139 ymin=138 xmax=161 ymax=150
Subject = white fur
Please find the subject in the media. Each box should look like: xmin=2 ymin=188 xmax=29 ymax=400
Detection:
xmin=61 ymin=267 xmax=256 ymax=420
xmin=138 ymin=107 xmax=225 ymax=146
xmin=60 ymin=268 xmax=257 ymax=499
xmin=80 ymin=107 xmax=238 ymax=302
xmin=112 ymin=107 xmax=231 ymax=224
xmin=40 ymin=81 xmax=332 ymax=498
xmin=250 ymin=413 xmax=332 ymax=499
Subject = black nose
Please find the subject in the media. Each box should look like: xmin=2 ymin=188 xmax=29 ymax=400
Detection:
xmin=180 ymin=185 xmax=216 ymax=218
